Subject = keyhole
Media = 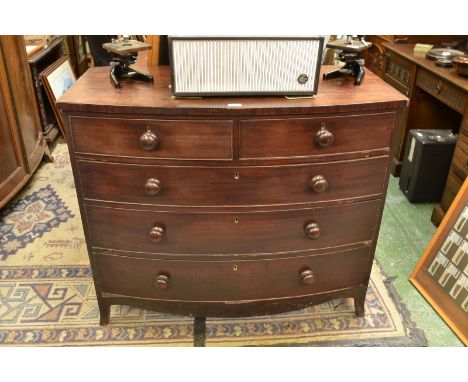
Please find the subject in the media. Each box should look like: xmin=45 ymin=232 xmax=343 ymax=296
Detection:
xmin=234 ymin=172 xmax=240 ymax=180
xmin=234 ymin=217 xmax=239 ymax=224
xmin=321 ymin=122 xmax=326 ymax=128
xmin=233 ymin=265 xmax=238 ymax=271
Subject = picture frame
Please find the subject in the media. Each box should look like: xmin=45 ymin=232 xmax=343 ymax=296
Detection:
xmin=410 ymin=177 xmax=468 ymax=345
xmin=25 ymin=43 xmax=44 ymax=58
xmin=40 ymin=55 xmax=76 ymax=139
xmin=73 ymin=35 xmax=89 ymax=76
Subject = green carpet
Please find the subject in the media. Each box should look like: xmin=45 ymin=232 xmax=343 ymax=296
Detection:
xmin=376 ymin=176 xmax=463 ymax=346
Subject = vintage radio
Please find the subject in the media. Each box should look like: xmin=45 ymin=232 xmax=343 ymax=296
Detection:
xmin=169 ymin=36 xmax=324 ymax=97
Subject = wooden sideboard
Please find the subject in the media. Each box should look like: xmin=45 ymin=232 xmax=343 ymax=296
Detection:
xmin=381 ymin=43 xmax=468 ymax=226
xmin=0 ymin=36 xmax=45 ymax=208
xmin=365 ymin=36 xmax=467 ymax=80
xmin=57 ymin=65 xmax=406 ymax=325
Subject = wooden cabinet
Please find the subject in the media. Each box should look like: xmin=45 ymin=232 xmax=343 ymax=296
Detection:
xmin=57 ymin=65 xmax=406 ymax=324
xmin=28 ymin=37 xmax=65 ymax=145
xmin=64 ymin=36 xmax=89 ymax=77
xmin=381 ymin=43 xmax=468 ymax=225
xmin=365 ymin=36 xmax=466 ymax=80
xmin=0 ymin=36 xmax=45 ymax=208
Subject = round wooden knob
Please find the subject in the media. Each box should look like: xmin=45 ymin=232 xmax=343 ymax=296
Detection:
xmin=154 ymin=273 xmax=170 ymax=290
xmin=149 ymin=225 xmax=165 ymax=243
xmin=304 ymin=222 xmax=321 ymax=240
xmin=140 ymin=127 xmax=159 ymax=151
xmin=300 ymin=269 xmax=316 ymax=285
xmin=310 ymin=175 xmax=328 ymax=193
xmin=145 ymin=178 xmax=162 ymax=196
xmin=316 ymin=125 xmax=334 ymax=147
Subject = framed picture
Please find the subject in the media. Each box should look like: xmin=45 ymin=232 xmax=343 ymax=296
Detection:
xmin=410 ymin=177 xmax=468 ymax=345
xmin=25 ymin=43 xmax=44 ymax=58
xmin=73 ymin=35 xmax=89 ymax=76
xmin=40 ymin=55 xmax=76 ymax=138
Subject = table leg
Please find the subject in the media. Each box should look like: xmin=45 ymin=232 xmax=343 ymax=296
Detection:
xmin=194 ymin=316 xmax=206 ymax=347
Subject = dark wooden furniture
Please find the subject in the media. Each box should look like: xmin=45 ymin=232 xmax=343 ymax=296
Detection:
xmin=57 ymin=65 xmax=406 ymax=326
xmin=365 ymin=36 xmax=467 ymax=80
xmin=64 ymin=36 xmax=89 ymax=77
xmin=381 ymin=43 xmax=468 ymax=226
xmin=0 ymin=36 xmax=45 ymax=208
xmin=28 ymin=37 xmax=65 ymax=145
xmin=364 ymin=35 xmax=395 ymax=78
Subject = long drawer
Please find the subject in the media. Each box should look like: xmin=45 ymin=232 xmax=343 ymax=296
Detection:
xmin=86 ymin=200 xmax=380 ymax=254
xmin=78 ymin=156 xmax=388 ymax=207
xmin=95 ymin=246 xmax=370 ymax=301
xmin=239 ymin=112 xmax=395 ymax=160
xmin=416 ymin=68 xmax=466 ymax=114
xmin=69 ymin=116 xmax=233 ymax=160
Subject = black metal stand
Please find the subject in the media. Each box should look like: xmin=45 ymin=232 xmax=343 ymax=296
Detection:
xmin=323 ymin=59 xmax=366 ymax=85
xmin=109 ymin=56 xmax=154 ymax=88
xmin=193 ymin=316 xmax=206 ymax=347
xmin=323 ymin=36 xmax=371 ymax=86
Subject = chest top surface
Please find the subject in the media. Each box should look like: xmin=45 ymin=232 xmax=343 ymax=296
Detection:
xmin=56 ymin=65 xmax=407 ymax=116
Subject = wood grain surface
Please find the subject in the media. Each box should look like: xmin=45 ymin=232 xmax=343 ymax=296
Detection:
xmin=58 ymin=61 xmax=404 ymax=323
xmin=57 ymin=65 xmax=407 ymax=116
xmin=85 ymin=200 xmax=380 ymax=255
xmin=78 ymin=156 xmax=388 ymax=207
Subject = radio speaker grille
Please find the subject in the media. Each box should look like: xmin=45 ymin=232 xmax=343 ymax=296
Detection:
xmin=169 ymin=37 xmax=323 ymax=97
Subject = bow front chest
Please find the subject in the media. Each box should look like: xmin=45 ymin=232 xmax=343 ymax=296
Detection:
xmin=57 ymin=65 xmax=406 ymax=325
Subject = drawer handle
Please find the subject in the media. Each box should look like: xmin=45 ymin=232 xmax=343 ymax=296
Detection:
xmin=145 ymin=178 xmax=162 ymax=196
xmin=140 ymin=126 xmax=159 ymax=151
xmin=300 ymin=269 xmax=316 ymax=285
xmin=149 ymin=225 xmax=165 ymax=243
xmin=304 ymin=222 xmax=321 ymax=240
xmin=310 ymin=175 xmax=328 ymax=193
xmin=436 ymin=82 xmax=443 ymax=94
xmin=154 ymin=273 xmax=170 ymax=290
xmin=316 ymin=124 xmax=334 ymax=148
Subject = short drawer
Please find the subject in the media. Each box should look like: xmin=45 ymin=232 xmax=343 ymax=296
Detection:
xmin=78 ymin=156 xmax=389 ymax=207
xmin=86 ymin=200 xmax=380 ymax=255
xmin=69 ymin=116 xmax=233 ymax=160
xmin=95 ymin=246 xmax=370 ymax=301
xmin=239 ymin=113 xmax=395 ymax=160
xmin=416 ymin=68 xmax=466 ymax=114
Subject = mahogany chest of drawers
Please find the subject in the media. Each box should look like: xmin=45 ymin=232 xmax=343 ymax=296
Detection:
xmin=57 ymin=65 xmax=406 ymax=325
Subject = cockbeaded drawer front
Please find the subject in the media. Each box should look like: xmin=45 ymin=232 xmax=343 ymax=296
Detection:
xmin=239 ymin=112 xmax=395 ymax=160
xmin=69 ymin=116 xmax=233 ymax=160
xmin=85 ymin=200 xmax=380 ymax=255
xmin=95 ymin=247 xmax=370 ymax=302
xmin=78 ymin=156 xmax=388 ymax=207
xmin=416 ymin=68 xmax=466 ymax=114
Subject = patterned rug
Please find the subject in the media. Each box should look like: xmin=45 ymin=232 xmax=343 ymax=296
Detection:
xmin=0 ymin=140 xmax=426 ymax=346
